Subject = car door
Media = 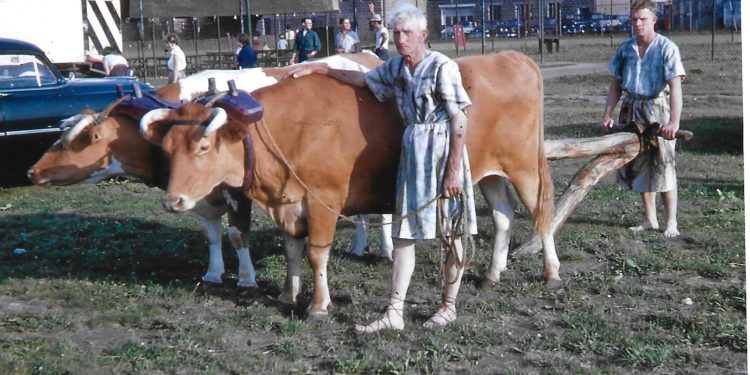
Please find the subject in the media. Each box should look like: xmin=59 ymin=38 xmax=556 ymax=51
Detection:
xmin=0 ymin=52 xmax=68 ymax=182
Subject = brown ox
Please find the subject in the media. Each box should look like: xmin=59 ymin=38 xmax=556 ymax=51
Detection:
xmin=27 ymin=53 xmax=384 ymax=291
xmin=141 ymin=51 xmax=560 ymax=317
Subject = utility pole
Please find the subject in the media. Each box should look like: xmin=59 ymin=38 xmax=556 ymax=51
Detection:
xmin=251 ymin=0 xmax=253 ymax=38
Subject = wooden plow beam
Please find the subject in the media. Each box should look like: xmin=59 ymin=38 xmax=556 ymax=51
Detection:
xmin=515 ymin=127 xmax=693 ymax=255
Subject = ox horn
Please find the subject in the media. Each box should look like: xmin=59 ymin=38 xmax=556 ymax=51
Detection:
xmin=139 ymin=108 xmax=173 ymax=136
xmin=203 ymin=108 xmax=228 ymax=137
xmin=60 ymin=114 xmax=97 ymax=147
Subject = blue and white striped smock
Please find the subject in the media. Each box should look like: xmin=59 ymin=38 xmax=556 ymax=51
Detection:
xmin=609 ymin=34 xmax=685 ymax=192
xmin=365 ymin=51 xmax=477 ymax=240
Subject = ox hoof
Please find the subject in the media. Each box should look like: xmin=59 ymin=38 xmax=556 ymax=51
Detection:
xmin=544 ymin=278 xmax=563 ymax=290
xmin=479 ymin=277 xmax=500 ymax=290
xmin=306 ymin=308 xmax=329 ymax=320
xmin=236 ymin=286 xmax=261 ymax=301
xmin=201 ymin=280 xmax=223 ymax=293
xmin=273 ymin=292 xmax=297 ymax=307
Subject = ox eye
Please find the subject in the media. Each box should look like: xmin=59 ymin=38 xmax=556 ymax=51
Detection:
xmin=198 ymin=143 xmax=210 ymax=153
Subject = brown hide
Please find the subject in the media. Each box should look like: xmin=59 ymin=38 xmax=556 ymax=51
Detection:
xmin=153 ymin=50 xmax=552 ymax=314
xmin=28 ymin=52 xmax=382 ymax=188
xmin=159 ymin=51 xmax=550 ymax=236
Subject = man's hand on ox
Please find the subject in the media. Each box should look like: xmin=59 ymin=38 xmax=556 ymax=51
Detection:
xmin=288 ymin=63 xmax=328 ymax=79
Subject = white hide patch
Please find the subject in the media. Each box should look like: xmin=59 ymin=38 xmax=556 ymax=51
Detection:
xmin=313 ymin=54 xmax=372 ymax=73
xmin=178 ymin=69 xmax=279 ymax=101
xmin=178 ymin=55 xmax=372 ymax=101
xmin=81 ymin=156 xmax=129 ymax=184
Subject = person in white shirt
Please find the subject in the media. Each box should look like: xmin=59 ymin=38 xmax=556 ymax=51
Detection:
xmin=335 ymin=17 xmax=360 ymax=54
xmin=85 ymin=47 xmax=130 ymax=76
xmin=164 ymin=33 xmax=187 ymax=83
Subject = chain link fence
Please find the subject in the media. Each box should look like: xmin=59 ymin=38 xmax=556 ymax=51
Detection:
xmin=121 ymin=0 xmax=741 ymax=97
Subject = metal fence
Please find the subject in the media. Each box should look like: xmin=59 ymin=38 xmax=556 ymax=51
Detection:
xmin=121 ymin=0 xmax=741 ymax=97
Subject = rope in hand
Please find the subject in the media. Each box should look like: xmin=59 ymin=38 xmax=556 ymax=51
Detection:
xmin=259 ymin=118 xmax=476 ymax=286
xmin=437 ymin=193 xmax=475 ymax=286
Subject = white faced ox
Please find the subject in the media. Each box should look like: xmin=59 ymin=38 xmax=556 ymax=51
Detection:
xmin=141 ymin=50 xmax=561 ymax=318
xmin=27 ymin=53 xmax=382 ymax=292
xmin=27 ymin=93 xmax=259 ymax=291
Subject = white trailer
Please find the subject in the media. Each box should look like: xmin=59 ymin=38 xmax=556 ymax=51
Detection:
xmin=0 ymin=0 xmax=123 ymax=71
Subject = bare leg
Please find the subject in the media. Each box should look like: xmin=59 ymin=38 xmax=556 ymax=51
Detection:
xmin=630 ymin=192 xmax=659 ymax=232
xmin=355 ymin=238 xmax=415 ymax=333
xmin=662 ymin=189 xmax=680 ymax=237
xmin=377 ymin=214 xmax=394 ymax=260
xmin=424 ymin=237 xmax=464 ymax=328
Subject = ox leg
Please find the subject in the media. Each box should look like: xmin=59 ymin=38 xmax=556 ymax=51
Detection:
xmin=306 ymin=212 xmax=339 ymax=318
xmin=541 ymin=232 xmax=561 ymax=288
xmin=355 ymin=238 xmax=415 ymax=333
xmin=349 ymin=215 xmax=369 ymax=256
xmin=478 ymin=177 xmax=516 ymax=287
xmin=278 ymin=233 xmax=306 ymax=306
xmin=200 ymin=217 xmax=224 ymax=285
xmin=227 ymin=227 xmax=258 ymax=288
xmin=226 ymin=195 xmax=258 ymax=289
xmin=513 ymin=172 xmax=562 ymax=286
xmin=377 ymin=214 xmax=394 ymax=260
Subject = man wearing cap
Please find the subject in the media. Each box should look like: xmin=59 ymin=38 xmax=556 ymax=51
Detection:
xmin=369 ymin=10 xmax=390 ymax=61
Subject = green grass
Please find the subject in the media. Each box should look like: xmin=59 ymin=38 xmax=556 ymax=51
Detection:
xmin=0 ymin=44 xmax=744 ymax=373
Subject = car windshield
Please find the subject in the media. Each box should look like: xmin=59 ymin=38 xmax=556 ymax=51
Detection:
xmin=0 ymin=53 xmax=57 ymax=89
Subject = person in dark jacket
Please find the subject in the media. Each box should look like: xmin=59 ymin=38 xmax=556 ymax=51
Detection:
xmin=236 ymin=33 xmax=257 ymax=69
xmin=292 ymin=18 xmax=321 ymax=64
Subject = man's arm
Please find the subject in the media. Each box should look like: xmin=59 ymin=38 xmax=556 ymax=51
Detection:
xmin=378 ymin=28 xmax=389 ymax=49
xmin=661 ymin=76 xmax=683 ymax=140
xmin=443 ymin=109 xmax=469 ymax=198
xmin=288 ymin=64 xmax=367 ymax=88
xmin=599 ymin=78 xmax=622 ymax=131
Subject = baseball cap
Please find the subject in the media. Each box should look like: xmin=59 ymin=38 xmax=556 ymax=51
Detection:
xmin=370 ymin=14 xmax=382 ymax=22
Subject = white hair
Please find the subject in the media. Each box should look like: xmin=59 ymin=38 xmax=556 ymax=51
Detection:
xmin=388 ymin=3 xmax=427 ymax=31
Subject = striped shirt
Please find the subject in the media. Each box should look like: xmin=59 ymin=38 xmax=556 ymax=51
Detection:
xmin=365 ymin=51 xmax=476 ymax=239
xmin=609 ymin=34 xmax=685 ymax=97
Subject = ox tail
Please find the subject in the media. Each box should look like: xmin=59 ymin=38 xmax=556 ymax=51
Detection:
xmin=534 ymin=79 xmax=553 ymax=237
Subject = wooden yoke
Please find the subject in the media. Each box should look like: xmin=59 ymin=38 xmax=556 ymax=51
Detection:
xmin=515 ymin=123 xmax=694 ymax=255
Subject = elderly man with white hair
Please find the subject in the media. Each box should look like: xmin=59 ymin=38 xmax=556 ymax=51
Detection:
xmin=290 ymin=2 xmax=476 ymax=333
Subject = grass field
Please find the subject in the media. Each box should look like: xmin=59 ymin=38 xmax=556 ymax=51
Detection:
xmin=0 ymin=35 xmax=744 ymax=374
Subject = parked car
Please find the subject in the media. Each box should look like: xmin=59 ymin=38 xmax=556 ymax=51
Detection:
xmin=0 ymin=38 xmax=155 ymax=184
xmin=494 ymin=21 xmax=519 ymax=38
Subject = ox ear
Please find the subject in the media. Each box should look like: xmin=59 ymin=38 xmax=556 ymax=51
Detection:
xmin=140 ymin=108 xmax=173 ymax=145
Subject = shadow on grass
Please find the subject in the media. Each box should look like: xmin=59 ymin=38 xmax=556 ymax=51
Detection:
xmin=0 ymin=213 xmax=283 ymax=288
xmin=545 ymin=117 xmax=742 ymax=155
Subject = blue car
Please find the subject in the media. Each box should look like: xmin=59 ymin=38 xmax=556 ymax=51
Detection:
xmin=0 ymin=38 xmax=155 ymax=184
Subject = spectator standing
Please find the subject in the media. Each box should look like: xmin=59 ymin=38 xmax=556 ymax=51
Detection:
xmin=368 ymin=3 xmax=390 ymax=61
xmin=164 ymin=33 xmax=186 ymax=83
xmin=289 ymin=3 xmax=476 ymax=333
xmin=335 ymin=17 xmax=360 ymax=54
xmin=86 ymin=47 xmax=130 ymax=76
xmin=599 ymin=0 xmax=685 ymax=237
xmin=292 ymin=18 xmax=321 ymax=64
xmin=284 ymin=25 xmax=296 ymax=47
xmin=236 ymin=33 xmax=257 ymax=69
xmin=277 ymin=34 xmax=288 ymax=50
